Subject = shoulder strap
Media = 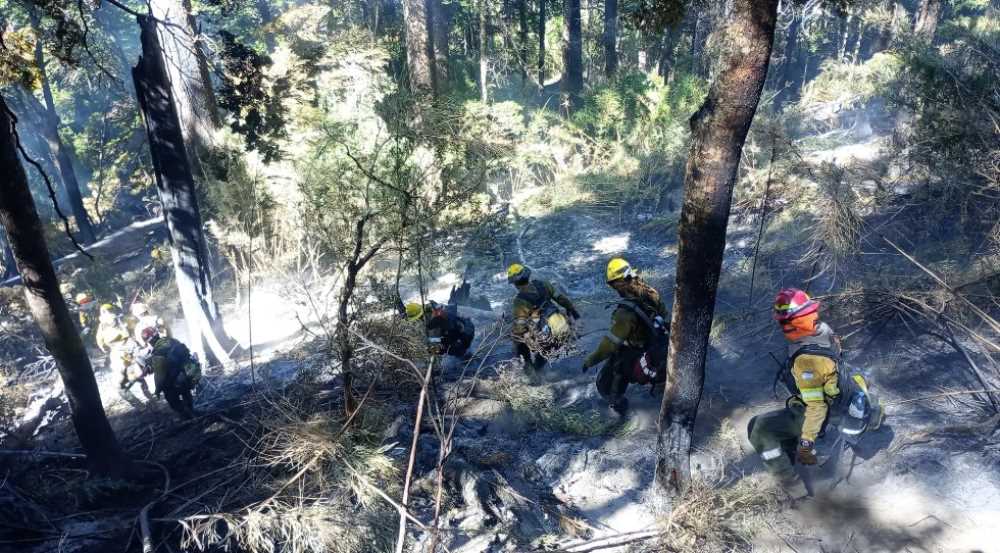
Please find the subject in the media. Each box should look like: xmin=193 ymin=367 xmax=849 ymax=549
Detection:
xmin=516 ymin=280 xmax=551 ymax=308
xmin=788 ymin=343 xmax=841 ymax=366
xmin=616 ymin=300 xmax=662 ymax=332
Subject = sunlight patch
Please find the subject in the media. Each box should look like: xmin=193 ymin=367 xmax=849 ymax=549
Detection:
xmin=591 ymin=233 xmax=631 ymax=255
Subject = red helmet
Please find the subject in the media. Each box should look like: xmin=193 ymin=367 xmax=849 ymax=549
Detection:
xmin=140 ymin=326 xmax=159 ymax=345
xmin=773 ymin=288 xmax=819 ymax=322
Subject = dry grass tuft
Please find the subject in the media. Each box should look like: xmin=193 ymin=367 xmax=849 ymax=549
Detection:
xmin=178 ymin=395 xmax=398 ymax=553
xmin=657 ymin=475 xmax=781 ymax=553
xmin=494 ymin=366 xmax=627 ymax=437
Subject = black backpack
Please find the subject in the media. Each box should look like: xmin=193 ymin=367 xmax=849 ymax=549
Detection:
xmin=615 ymin=299 xmax=670 ymax=375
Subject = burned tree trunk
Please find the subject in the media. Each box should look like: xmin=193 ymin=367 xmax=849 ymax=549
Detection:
xmin=603 ymin=0 xmax=618 ymax=77
xmin=562 ymin=0 xmax=584 ymax=112
xmin=30 ymin=11 xmax=96 ymax=244
xmin=0 ymin=97 xmax=125 ymax=474
xmin=655 ymin=0 xmax=779 ymax=497
xmin=132 ymin=15 xmax=234 ymax=367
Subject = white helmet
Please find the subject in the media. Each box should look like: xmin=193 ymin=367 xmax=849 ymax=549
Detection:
xmin=131 ymin=302 xmax=150 ymax=318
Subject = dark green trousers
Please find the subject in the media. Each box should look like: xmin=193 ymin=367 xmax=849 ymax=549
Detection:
xmin=748 ymin=402 xmax=806 ymax=480
xmin=595 ymin=348 xmax=642 ymax=403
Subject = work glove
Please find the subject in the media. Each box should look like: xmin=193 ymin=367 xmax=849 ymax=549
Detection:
xmin=567 ymin=307 xmax=581 ymax=321
xmin=796 ymin=439 xmax=817 ymax=465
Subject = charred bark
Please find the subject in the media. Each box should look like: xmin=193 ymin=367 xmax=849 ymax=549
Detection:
xmin=603 ymin=0 xmax=618 ymax=77
xmin=561 ymin=0 xmax=583 ymax=112
xmin=30 ymin=11 xmax=96 ymax=244
xmin=656 ymin=0 xmax=778 ymax=498
xmin=132 ymin=15 xmax=234 ymax=367
xmin=0 ymin=97 xmax=125 ymax=475
xmin=538 ymin=0 xmax=546 ymax=91
xmin=403 ymin=0 xmax=437 ymax=97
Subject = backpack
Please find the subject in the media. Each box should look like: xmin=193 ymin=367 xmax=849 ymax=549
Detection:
xmin=616 ymin=300 xmax=670 ymax=385
xmin=517 ymin=281 xmax=570 ymax=340
xmin=780 ymin=344 xmax=881 ymax=442
xmin=161 ymin=339 xmax=201 ymax=388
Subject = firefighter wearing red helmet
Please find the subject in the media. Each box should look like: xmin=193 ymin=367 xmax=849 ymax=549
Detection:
xmin=748 ymin=288 xmax=843 ymax=497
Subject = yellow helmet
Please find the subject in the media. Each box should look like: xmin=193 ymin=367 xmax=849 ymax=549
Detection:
xmin=606 ymin=257 xmax=633 ymax=283
xmin=404 ymin=302 xmax=423 ymax=321
xmin=507 ymin=263 xmax=530 ymax=284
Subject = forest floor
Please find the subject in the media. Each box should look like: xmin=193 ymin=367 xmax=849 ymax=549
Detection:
xmin=4 ymin=141 xmax=1000 ymax=553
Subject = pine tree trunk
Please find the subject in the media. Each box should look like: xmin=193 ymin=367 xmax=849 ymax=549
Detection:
xmin=433 ymin=0 xmax=450 ymax=91
xmin=30 ymin=12 xmax=96 ymax=244
xmin=562 ymin=0 xmax=583 ymax=112
xmin=603 ymin=0 xmax=618 ymax=77
xmin=538 ymin=0 xmax=546 ymax=91
xmin=132 ymin=15 xmax=234 ymax=368
xmin=403 ymin=0 xmax=437 ymax=96
xmin=914 ymin=0 xmax=941 ymax=39
xmin=655 ymin=0 xmax=778 ymax=498
xmin=519 ymin=0 xmax=528 ymax=84
xmin=0 ymin=97 xmax=125 ymax=475
xmin=480 ymin=0 xmax=489 ymax=102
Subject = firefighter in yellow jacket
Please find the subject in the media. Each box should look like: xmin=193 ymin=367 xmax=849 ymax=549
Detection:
xmin=582 ymin=258 xmax=669 ymax=414
xmin=507 ymin=263 xmax=580 ymax=372
xmin=748 ymin=288 xmax=881 ymax=494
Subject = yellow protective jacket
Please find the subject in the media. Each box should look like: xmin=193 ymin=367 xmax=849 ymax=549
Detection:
xmin=511 ymin=280 xmax=576 ymax=337
xmin=787 ymin=322 xmax=842 ymax=442
xmin=96 ymin=322 xmax=130 ymax=354
xmin=583 ymin=286 xmax=667 ymax=369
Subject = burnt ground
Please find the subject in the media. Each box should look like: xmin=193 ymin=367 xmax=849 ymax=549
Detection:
xmin=2 ymin=181 xmax=999 ymax=552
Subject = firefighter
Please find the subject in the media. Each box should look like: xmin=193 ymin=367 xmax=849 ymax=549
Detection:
xmin=507 ymin=263 xmax=580 ymax=372
xmin=405 ymin=301 xmax=476 ymax=358
xmin=747 ymin=288 xmax=882 ymax=496
xmin=74 ymin=292 xmax=98 ymax=335
xmin=581 ymin=258 xmax=669 ymax=415
xmin=139 ymin=327 xmax=200 ymax=420
xmin=129 ymin=302 xmax=169 ymax=342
